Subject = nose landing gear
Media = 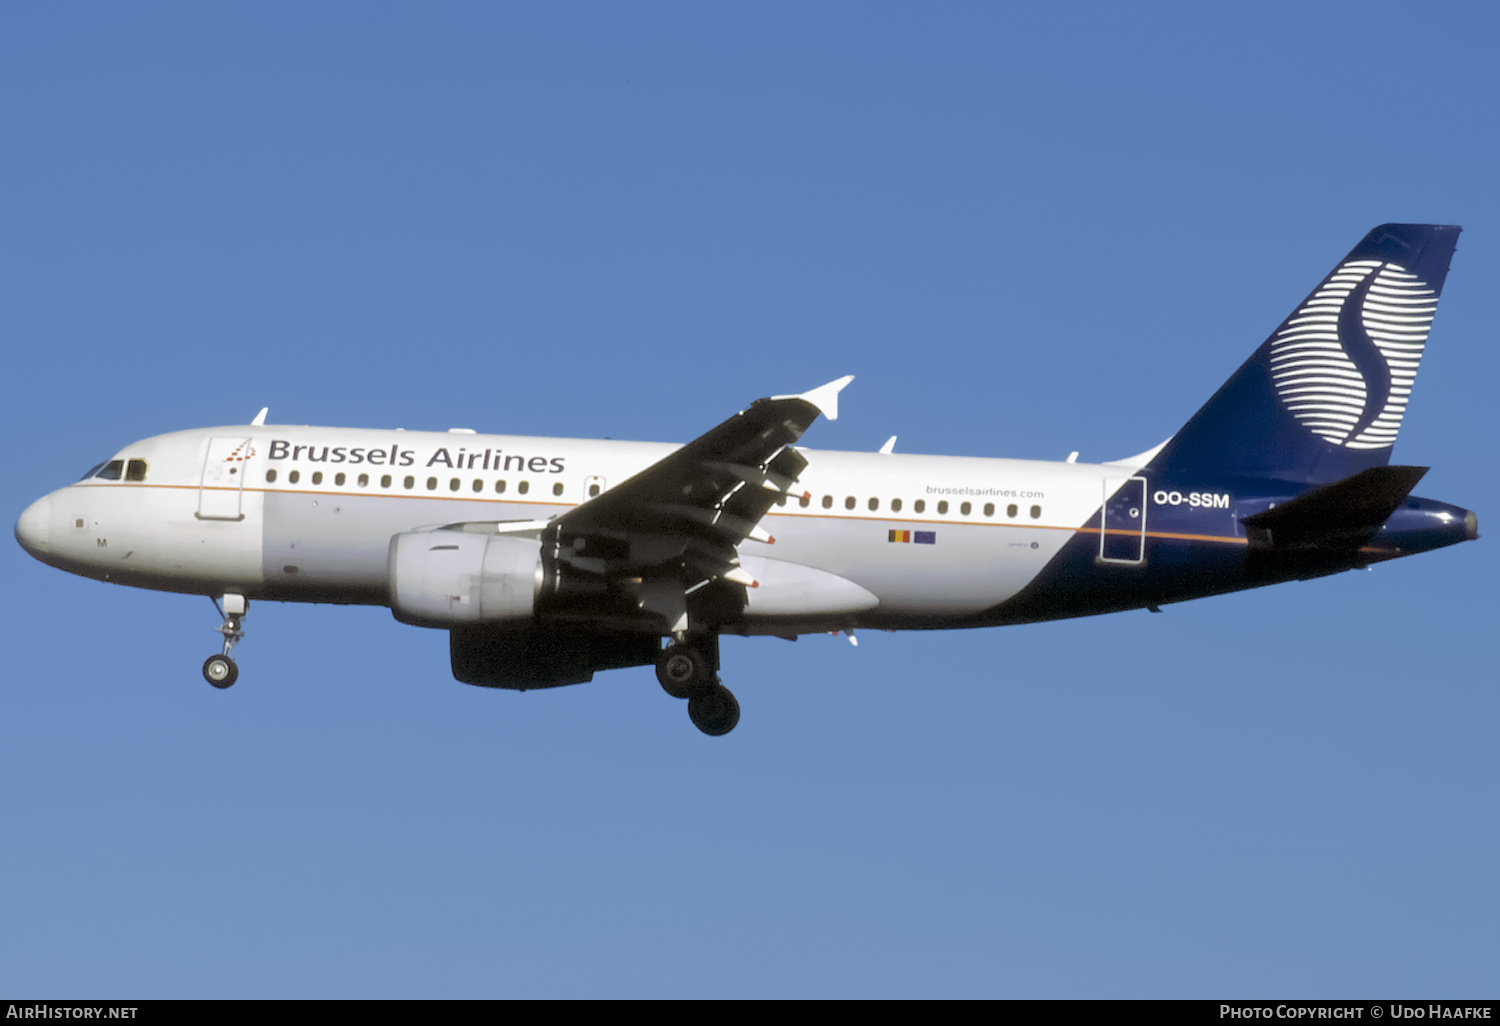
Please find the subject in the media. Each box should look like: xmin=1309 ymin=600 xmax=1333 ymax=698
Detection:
xmin=203 ymin=594 xmax=247 ymax=689
xmin=656 ymin=634 xmax=740 ymax=736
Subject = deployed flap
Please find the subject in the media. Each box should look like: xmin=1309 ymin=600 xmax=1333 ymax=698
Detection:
xmin=1242 ymin=465 xmax=1428 ymax=550
xmin=442 ymin=378 xmax=850 ymax=634
xmin=554 ymin=379 xmax=847 ymax=551
xmin=548 ymin=379 xmax=849 ymax=630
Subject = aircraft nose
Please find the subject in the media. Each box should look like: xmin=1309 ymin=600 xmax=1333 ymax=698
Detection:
xmin=15 ymin=494 xmax=52 ymax=558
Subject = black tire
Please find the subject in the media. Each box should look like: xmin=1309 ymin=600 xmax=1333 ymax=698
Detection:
xmin=656 ymin=647 xmax=705 ymax=699
xmin=688 ymin=684 xmax=740 ymax=736
xmin=203 ymin=654 xmax=238 ymax=689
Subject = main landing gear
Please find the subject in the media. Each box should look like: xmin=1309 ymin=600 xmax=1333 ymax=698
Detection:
xmin=202 ymin=594 xmax=247 ymax=689
xmin=656 ymin=634 xmax=740 ymax=737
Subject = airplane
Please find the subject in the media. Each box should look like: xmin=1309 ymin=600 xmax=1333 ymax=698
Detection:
xmin=14 ymin=223 xmax=1478 ymax=736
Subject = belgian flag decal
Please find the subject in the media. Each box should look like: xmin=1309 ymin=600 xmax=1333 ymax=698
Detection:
xmin=888 ymin=530 xmax=936 ymax=544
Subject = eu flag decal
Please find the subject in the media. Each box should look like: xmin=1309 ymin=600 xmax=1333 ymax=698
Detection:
xmin=888 ymin=530 xmax=937 ymax=544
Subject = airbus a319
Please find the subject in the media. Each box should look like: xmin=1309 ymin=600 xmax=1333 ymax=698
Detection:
xmin=16 ymin=224 xmax=1477 ymax=735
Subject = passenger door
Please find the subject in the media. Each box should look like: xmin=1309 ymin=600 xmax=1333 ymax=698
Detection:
xmin=1099 ymin=477 xmax=1146 ymax=564
xmin=198 ymin=437 xmax=252 ymax=520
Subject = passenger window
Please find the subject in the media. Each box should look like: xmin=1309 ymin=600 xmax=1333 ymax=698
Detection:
xmin=125 ymin=460 xmax=148 ymax=482
xmin=914 ymin=499 xmax=926 ymax=514
xmin=984 ymin=502 xmax=994 ymax=517
xmin=357 ymin=473 xmax=369 ymax=487
xmin=449 ymin=478 xmax=460 ymax=492
xmin=960 ymin=501 xmax=971 ymax=516
xmin=1030 ymin=505 xmax=1042 ymax=519
xmin=822 ymin=495 xmax=833 ymax=509
xmin=404 ymin=475 xmax=414 ymax=489
xmin=381 ymin=475 xmax=392 ymax=489
xmin=776 ymin=495 xmax=786 ymax=507
xmin=868 ymin=498 xmax=879 ymax=512
xmin=266 ymin=469 xmax=278 ymax=483
xmin=1007 ymin=503 xmax=1017 ymax=518
xmin=495 ymin=480 xmax=506 ymax=494
xmin=891 ymin=498 xmax=902 ymax=513
xmin=311 ymin=471 xmax=323 ymax=485
xmin=426 ymin=477 xmax=438 ymax=491
xmin=335 ymin=472 xmax=347 ymax=486
xmin=589 ymin=483 xmax=600 ymax=497
xmin=937 ymin=501 xmax=949 ymax=515
xmin=552 ymin=482 xmax=564 ymax=496
xmin=799 ymin=494 xmax=810 ymax=508
xmin=288 ymin=470 xmax=300 ymax=485
xmin=518 ymin=480 xmax=529 ymax=495
xmin=474 ymin=479 xmax=484 ymax=493
xmin=845 ymin=496 xmax=856 ymax=510
xmin=96 ymin=460 xmax=124 ymax=481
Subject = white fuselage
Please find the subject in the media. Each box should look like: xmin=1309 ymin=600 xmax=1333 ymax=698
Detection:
xmin=20 ymin=424 xmax=1144 ymax=634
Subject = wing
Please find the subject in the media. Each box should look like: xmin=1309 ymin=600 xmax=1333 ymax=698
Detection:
xmin=463 ymin=376 xmax=853 ymax=636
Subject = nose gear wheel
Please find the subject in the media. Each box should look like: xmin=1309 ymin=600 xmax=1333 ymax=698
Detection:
xmin=203 ymin=654 xmax=238 ymax=688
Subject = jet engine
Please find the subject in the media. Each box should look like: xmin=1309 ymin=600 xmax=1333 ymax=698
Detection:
xmin=388 ymin=529 xmax=542 ymax=628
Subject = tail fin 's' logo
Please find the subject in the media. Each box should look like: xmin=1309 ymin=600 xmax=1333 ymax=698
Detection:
xmin=1269 ymin=260 xmax=1437 ymax=450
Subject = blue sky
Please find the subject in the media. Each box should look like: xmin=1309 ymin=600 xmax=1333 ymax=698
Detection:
xmin=4 ymin=2 xmax=1498 ymax=997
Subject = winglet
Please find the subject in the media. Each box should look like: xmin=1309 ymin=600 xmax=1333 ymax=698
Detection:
xmin=775 ymin=375 xmax=854 ymax=421
xmin=251 ymin=407 xmax=269 ymax=426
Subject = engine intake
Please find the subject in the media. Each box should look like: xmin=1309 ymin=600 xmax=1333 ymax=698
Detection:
xmin=389 ymin=530 xmax=542 ymax=627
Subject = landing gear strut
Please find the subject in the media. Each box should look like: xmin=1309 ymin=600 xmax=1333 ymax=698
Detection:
xmin=656 ymin=634 xmax=740 ymax=736
xmin=203 ymin=594 xmax=247 ymax=689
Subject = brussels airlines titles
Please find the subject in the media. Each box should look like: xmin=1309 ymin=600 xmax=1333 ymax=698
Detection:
xmin=267 ymin=440 xmax=567 ymax=474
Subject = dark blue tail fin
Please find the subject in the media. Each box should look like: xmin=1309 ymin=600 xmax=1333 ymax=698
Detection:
xmin=1150 ymin=224 xmax=1461 ymax=484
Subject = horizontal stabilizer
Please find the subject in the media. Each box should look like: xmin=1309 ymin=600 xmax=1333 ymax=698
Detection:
xmin=1242 ymin=465 xmax=1428 ymax=550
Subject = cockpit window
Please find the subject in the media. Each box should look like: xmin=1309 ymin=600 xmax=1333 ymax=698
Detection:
xmin=80 ymin=462 xmax=108 ymax=481
xmin=95 ymin=460 xmax=125 ymax=481
xmin=125 ymin=459 xmax=148 ymax=482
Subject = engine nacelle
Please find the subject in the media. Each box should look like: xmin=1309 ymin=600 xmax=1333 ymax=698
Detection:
xmin=389 ymin=530 xmax=542 ymax=628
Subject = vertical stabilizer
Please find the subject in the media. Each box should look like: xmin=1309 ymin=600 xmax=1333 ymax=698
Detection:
xmin=1151 ymin=224 xmax=1460 ymax=484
